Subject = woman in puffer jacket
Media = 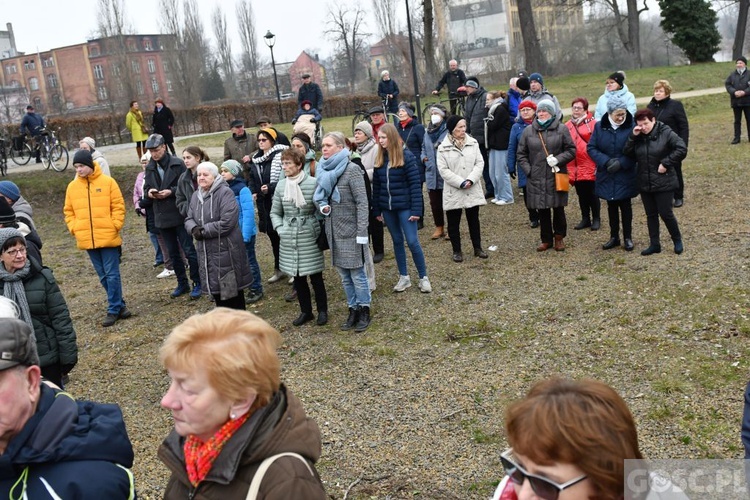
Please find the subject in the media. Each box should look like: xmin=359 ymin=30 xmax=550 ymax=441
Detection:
xmin=594 ymin=71 xmax=637 ymax=120
xmin=565 ymin=97 xmax=600 ymax=231
xmin=624 ymin=108 xmax=687 ymax=256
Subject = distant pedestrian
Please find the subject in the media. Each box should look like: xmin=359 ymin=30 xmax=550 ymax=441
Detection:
xmin=297 ymin=73 xmax=324 ymax=112
xmin=432 ymin=59 xmax=467 ymax=115
xmin=126 ymin=100 xmax=150 ymax=160
xmin=726 ymin=56 xmax=750 ymax=144
xmin=377 ymin=70 xmax=400 ymax=116
xmin=152 ymin=98 xmax=176 ymax=155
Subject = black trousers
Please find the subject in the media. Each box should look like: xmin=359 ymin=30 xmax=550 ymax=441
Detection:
xmin=640 ymin=191 xmax=681 ymax=245
xmin=212 ymin=289 xmax=246 ymax=310
xmin=574 ymin=180 xmax=600 ymax=221
xmin=479 ymin=144 xmax=493 ymax=196
xmin=265 ymin=229 xmax=281 ymax=270
xmin=538 ymin=207 xmax=567 ymax=243
xmin=733 ymin=106 xmax=750 ymax=141
xmin=673 ymin=161 xmax=685 ymax=200
xmin=294 ymin=273 xmax=327 ymax=314
xmin=522 ymin=187 xmax=539 ymax=223
xmin=161 ymin=225 xmax=201 ymax=286
xmin=607 ymin=199 xmax=633 ymax=240
xmin=446 ymin=206 xmax=482 ymax=253
xmin=428 ymin=189 xmax=445 ymax=227
xmin=369 ymin=215 xmax=384 ymax=255
xmin=42 ymin=363 xmax=63 ymax=389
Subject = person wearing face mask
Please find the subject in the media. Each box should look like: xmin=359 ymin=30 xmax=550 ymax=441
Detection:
xmin=726 ymin=56 xmax=750 ymax=144
xmin=588 ymin=98 xmax=638 ymax=252
xmin=421 ymin=104 xmax=449 ymax=240
xmin=153 ymin=98 xmax=176 ymax=155
xmin=594 ymin=71 xmax=636 ymax=121
xmin=564 ymin=97 xmax=599 ymax=230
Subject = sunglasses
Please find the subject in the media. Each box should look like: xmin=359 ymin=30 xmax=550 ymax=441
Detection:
xmin=500 ymin=449 xmax=587 ymax=500
xmin=257 ymin=138 xmax=269 ymax=142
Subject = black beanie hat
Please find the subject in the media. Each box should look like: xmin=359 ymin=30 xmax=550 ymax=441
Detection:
xmin=73 ymin=149 xmax=95 ymax=169
xmin=608 ymin=71 xmax=625 ymax=88
xmin=0 ymin=197 xmax=16 ymax=226
xmin=446 ymin=115 xmax=462 ymax=135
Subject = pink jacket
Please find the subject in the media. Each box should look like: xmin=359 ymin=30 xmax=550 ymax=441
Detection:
xmin=565 ymin=112 xmax=597 ymax=183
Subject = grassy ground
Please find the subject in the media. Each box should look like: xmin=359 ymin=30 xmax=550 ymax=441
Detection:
xmin=10 ymin=61 xmax=750 ymax=499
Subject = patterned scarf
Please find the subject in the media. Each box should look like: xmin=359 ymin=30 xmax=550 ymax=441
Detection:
xmin=131 ymin=107 xmax=145 ymax=128
xmin=283 ymin=171 xmax=307 ymax=209
xmin=449 ymin=135 xmax=466 ymax=151
xmin=0 ymin=259 xmax=32 ymax=328
xmin=183 ymin=412 xmax=250 ymax=487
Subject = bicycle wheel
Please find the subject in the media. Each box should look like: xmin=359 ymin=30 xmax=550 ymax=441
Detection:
xmin=422 ymin=105 xmax=433 ymax=126
xmin=351 ymin=112 xmax=368 ymax=135
xmin=10 ymin=143 xmax=32 ymax=165
xmin=48 ymin=145 xmax=69 ymax=172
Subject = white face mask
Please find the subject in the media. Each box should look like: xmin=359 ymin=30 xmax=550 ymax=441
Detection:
xmin=431 ymin=114 xmax=443 ymax=125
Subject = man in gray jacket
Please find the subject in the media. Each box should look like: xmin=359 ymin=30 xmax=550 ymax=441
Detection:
xmin=463 ymin=78 xmax=492 ymax=198
xmin=223 ymin=119 xmax=258 ymax=180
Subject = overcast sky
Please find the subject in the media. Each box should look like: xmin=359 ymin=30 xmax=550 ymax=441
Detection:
xmin=3 ymin=0 xmax=372 ymax=62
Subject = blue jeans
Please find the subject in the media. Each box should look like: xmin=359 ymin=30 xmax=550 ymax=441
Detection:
xmin=244 ymin=236 xmax=262 ymax=293
xmin=87 ymin=247 xmax=125 ymax=315
xmin=149 ymin=231 xmax=163 ymax=265
xmin=382 ymin=209 xmax=427 ymax=278
xmin=336 ymin=266 xmax=371 ymax=308
xmin=161 ymin=225 xmax=200 ymax=286
xmin=489 ymin=149 xmax=513 ymax=202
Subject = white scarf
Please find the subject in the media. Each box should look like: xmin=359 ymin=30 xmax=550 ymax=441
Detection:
xmin=283 ymin=171 xmax=307 ymax=209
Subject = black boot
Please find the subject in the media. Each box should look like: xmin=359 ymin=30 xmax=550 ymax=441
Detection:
xmin=341 ymin=307 xmax=359 ymax=331
xmin=590 ymin=218 xmax=601 ymax=231
xmin=574 ymin=218 xmax=591 ymax=230
xmin=354 ymin=306 xmax=371 ymax=332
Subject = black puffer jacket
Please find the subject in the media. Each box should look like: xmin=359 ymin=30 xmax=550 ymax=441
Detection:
xmin=485 ymin=99 xmax=512 ymax=150
xmin=143 ymin=153 xmax=187 ymax=229
xmin=647 ymin=97 xmax=689 ymax=148
xmin=726 ymin=69 xmax=750 ymax=107
xmin=464 ymin=87 xmax=488 ymax=145
xmin=623 ymin=121 xmax=687 ymax=194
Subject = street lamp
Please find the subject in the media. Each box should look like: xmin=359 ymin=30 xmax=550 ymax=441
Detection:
xmin=264 ymin=30 xmax=284 ymax=123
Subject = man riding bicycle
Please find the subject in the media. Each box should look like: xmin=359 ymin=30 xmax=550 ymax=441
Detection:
xmin=19 ymin=105 xmax=45 ymax=163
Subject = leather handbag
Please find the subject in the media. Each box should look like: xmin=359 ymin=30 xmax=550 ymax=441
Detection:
xmin=538 ymin=131 xmax=569 ymax=192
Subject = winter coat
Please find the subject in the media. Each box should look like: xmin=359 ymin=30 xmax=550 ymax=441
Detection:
xmin=0 ymin=383 xmax=135 ymax=499
xmin=134 ymin=170 xmax=158 ymax=234
xmin=357 ymin=139 xmax=378 ymax=182
xmin=398 ymin=119 xmax=426 ymax=180
xmin=434 ymin=69 xmax=467 ymax=94
xmin=159 ymin=385 xmax=326 ymax=500
xmin=517 ymin=118 xmax=576 ymax=209
xmin=143 ymin=153 xmax=188 ymax=229
xmin=293 ymin=108 xmax=323 ymax=122
xmin=271 ymin=174 xmax=325 ymax=277
xmin=223 ymin=132 xmax=258 ymax=175
xmin=508 ymin=120 xmax=532 ymax=188
xmin=485 ymin=99 xmax=512 ymax=150
xmin=726 ymin=68 xmax=750 ymax=107
xmin=524 ymin=89 xmax=562 ymax=121
xmin=464 ymin=87 xmax=489 ymax=144
xmin=184 ymin=177 xmax=253 ymax=296
xmin=152 ymin=104 xmax=175 ymax=143
xmin=564 ymin=112 xmax=597 ymax=183
xmin=594 ymin=84 xmax=637 ymax=120
xmin=175 ymin=168 xmax=197 ymax=218
xmin=322 ymin=162 xmax=369 ymax=270
xmin=507 ymin=88 xmax=523 ymax=119
xmin=126 ymin=108 xmax=149 ymax=142
xmin=227 ymin=177 xmax=257 ymax=242
xmin=377 ymin=79 xmax=400 ymax=113
xmin=422 ymin=122 xmax=448 ymax=190
xmin=371 ymin=149 xmax=423 ymax=217
xmin=624 ymin=121 xmax=687 ymax=194
xmin=249 ymin=146 xmax=287 ymax=233
xmin=647 ymin=96 xmax=689 ymax=148
xmin=91 ymin=150 xmax=111 ymax=177
xmin=588 ymin=112 xmax=638 ymax=201
xmin=0 ymin=258 xmax=77 ymax=370
xmin=63 ymin=164 xmax=125 ymax=250
xmin=20 ymin=112 xmax=45 ymax=136
xmin=436 ymin=134 xmax=487 ymax=211
xmin=297 ymin=82 xmax=324 ymax=111
xmin=292 ymin=114 xmax=318 ymax=140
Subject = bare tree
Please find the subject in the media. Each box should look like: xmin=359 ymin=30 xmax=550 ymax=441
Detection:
xmin=422 ymin=0 xmax=438 ymax=86
xmin=325 ymin=4 xmax=370 ymax=91
xmin=236 ymin=0 xmax=260 ymax=96
xmin=517 ymin=0 xmax=548 ymax=73
xmin=96 ymin=0 xmax=138 ymax=112
xmin=212 ymin=5 xmax=235 ymax=97
xmin=372 ymin=0 xmax=408 ymax=82
xmin=735 ymin=0 xmax=750 ymax=59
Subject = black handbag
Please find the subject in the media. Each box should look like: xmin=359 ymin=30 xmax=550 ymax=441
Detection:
xmin=316 ymin=220 xmax=329 ymax=251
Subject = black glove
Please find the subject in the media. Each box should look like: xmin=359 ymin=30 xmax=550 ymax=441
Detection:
xmin=61 ymin=363 xmax=76 ymax=375
xmin=605 ymin=158 xmax=621 ymax=173
xmin=509 ymin=171 xmax=517 ymax=180
xmin=191 ymin=227 xmax=204 ymax=240
xmin=291 ymin=119 xmax=297 ymax=125
xmin=135 ymin=207 xmax=144 ymax=217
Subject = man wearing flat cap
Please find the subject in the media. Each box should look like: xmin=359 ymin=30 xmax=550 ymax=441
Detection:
xmin=297 ymin=73 xmax=323 ymax=112
xmin=224 ymin=119 xmax=258 ymax=179
xmin=0 ymin=319 xmax=136 ymax=498
xmin=726 ymin=56 xmax=750 ymax=144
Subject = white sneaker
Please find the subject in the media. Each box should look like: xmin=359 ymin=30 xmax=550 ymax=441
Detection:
xmin=157 ymin=268 xmax=176 ymax=279
xmin=393 ymin=275 xmax=411 ymax=292
xmin=288 ymin=276 xmax=294 ymax=285
xmin=418 ymin=277 xmax=432 ymax=293
xmin=496 ymin=199 xmax=514 ymax=205
xmin=268 ymin=270 xmax=286 ymax=283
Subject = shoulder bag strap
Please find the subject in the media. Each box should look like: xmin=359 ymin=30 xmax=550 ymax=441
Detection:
xmin=537 ymin=131 xmax=550 ymax=157
xmin=245 ymin=452 xmax=315 ymax=500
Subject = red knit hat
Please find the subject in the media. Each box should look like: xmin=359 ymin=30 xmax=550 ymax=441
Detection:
xmin=518 ymin=100 xmax=537 ymax=111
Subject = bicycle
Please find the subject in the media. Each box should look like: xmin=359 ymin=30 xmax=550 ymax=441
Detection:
xmin=350 ymin=100 xmax=399 ymax=134
xmin=38 ymin=128 xmax=69 ymax=172
xmin=422 ymin=91 xmax=467 ymax=126
xmin=0 ymin=136 xmax=7 ymax=176
xmin=9 ymin=135 xmax=33 ymax=166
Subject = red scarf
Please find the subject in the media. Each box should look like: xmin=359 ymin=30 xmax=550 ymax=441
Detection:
xmin=183 ymin=412 xmax=250 ymax=487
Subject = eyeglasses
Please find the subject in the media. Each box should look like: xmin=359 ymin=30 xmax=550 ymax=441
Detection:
xmin=257 ymin=138 xmax=269 ymax=143
xmin=571 ymin=106 xmax=585 ymax=110
xmin=500 ymin=449 xmax=588 ymax=500
xmin=4 ymin=247 xmax=26 ymax=257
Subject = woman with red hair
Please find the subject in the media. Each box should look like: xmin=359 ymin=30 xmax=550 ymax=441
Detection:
xmin=565 ymin=97 xmax=600 ymax=231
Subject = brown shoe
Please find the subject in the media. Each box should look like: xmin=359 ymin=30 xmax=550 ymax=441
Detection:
xmin=554 ymin=235 xmax=565 ymax=252
xmin=431 ymin=226 xmax=445 ymax=240
xmin=537 ymin=242 xmax=552 ymax=252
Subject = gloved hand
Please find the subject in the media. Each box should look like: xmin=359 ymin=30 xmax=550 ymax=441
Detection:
xmin=460 ymin=179 xmax=473 ymax=189
xmin=291 ymin=119 xmax=297 ymax=125
xmin=509 ymin=170 xmax=516 ymax=180
xmin=605 ymin=158 xmax=621 ymax=173
xmin=135 ymin=207 xmax=144 ymax=217
xmin=191 ymin=227 xmax=204 ymax=240
xmin=546 ymin=155 xmax=559 ymax=168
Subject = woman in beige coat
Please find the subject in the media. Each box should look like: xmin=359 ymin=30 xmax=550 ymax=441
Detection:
xmin=436 ymin=116 xmax=488 ymax=263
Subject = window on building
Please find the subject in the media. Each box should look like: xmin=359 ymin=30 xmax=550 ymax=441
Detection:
xmin=162 ymin=61 xmax=170 ymax=73
xmin=29 ymin=77 xmax=39 ymax=91
xmin=24 ymin=60 xmax=36 ymax=70
xmin=10 ymin=80 xmax=20 ymax=88
xmin=98 ymin=86 xmax=108 ymax=100
xmin=52 ymin=94 xmax=61 ymax=106
xmin=144 ymin=39 xmax=153 ymax=51
xmin=166 ymin=79 xmax=173 ymax=91
xmin=90 ymin=46 xmax=100 ymax=57
xmin=112 ymin=64 xmax=121 ymax=76
xmin=151 ymin=78 xmax=159 ymax=93
xmin=94 ymin=64 xmax=105 ymax=80
xmin=5 ymin=64 xmax=17 ymax=74
xmin=42 ymin=57 xmax=55 ymax=68
xmin=47 ymin=73 xmax=58 ymax=88
xmin=127 ymin=40 xmax=137 ymax=52
xmin=147 ymin=59 xmax=156 ymax=73
xmin=33 ymin=97 xmax=42 ymax=108
xmin=131 ymin=60 xmax=140 ymax=74
xmin=136 ymin=80 xmax=144 ymax=94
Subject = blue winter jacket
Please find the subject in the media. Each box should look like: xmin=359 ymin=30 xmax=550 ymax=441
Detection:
xmin=507 ymin=88 xmax=523 ymax=119
xmin=377 ymin=79 xmax=400 ymax=113
xmin=20 ymin=112 xmax=45 ymax=136
xmin=0 ymin=384 xmax=136 ymax=499
xmin=594 ymin=84 xmax=637 ymax=120
xmin=371 ymin=149 xmax=423 ymax=217
xmin=508 ymin=120 xmax=531 ymax=188
xmin=588 ymin=112 xmax=638 ymax=201
xmin=227 ymin=177 xmax=257 ymax=241
xmin=422 ymin=122 xmax=448 ymax=190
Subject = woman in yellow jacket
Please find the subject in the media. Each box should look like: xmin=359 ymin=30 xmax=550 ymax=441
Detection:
xmin=126 ymin=100 xmax=150 ymax=161
xmin=63 ymin=150 xmax=129 ymax=327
